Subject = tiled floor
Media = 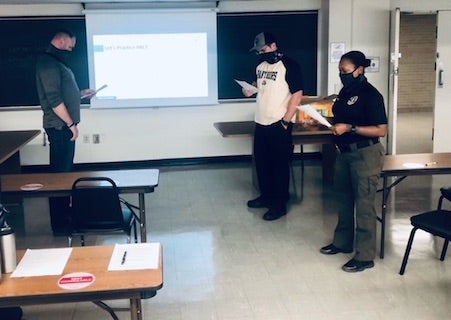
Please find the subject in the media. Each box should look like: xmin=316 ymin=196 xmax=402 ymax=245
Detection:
xmin=8 ymin=111 xmax=451 ymax=319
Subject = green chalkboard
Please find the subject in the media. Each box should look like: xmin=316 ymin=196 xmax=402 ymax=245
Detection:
xmin=0 ymin=16 xmax=88 ymax=108
xmin=217 ymin=11 xmax=318 ymax=100
xmin=0 ymin=12 xmax=317 ymax=107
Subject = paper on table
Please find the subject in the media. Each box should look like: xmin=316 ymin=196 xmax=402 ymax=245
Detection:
xmin=108 ymin=242 xmax=160 ymax=271
xmin=11 ymin=248 xmax=73 ymax=278
xmin=297 ymin=104 xmax=332 ymax=128
xmin=402 ymin=162 xmax=425 ymax=169
xmin=234 ymin=79 xmax=258 ymax=95
xmin=81 ymin=84 xmax=108 ymax=99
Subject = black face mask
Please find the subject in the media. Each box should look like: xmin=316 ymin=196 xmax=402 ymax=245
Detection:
xmin=259 ymin=51 xmax=283 ymax=64
xmin=46 ymin=45 xmax=72 ymax=67
xmin=339 ymin=68 xmax=363 ymax=88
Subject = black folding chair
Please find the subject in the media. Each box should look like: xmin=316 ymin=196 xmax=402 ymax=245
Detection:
xmin=69 ymin=177 xmax=140 ymax=246
xmin=399 ymin=187 xmax=451 ymax=275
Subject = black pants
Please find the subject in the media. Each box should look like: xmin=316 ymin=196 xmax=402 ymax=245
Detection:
xmin=0 ymin=307 xmax=23 ymax=319
xmin=253 ymin=121 xmax=293 ymax=211
xmin=45 ymin=127 xmax=75 ymax=234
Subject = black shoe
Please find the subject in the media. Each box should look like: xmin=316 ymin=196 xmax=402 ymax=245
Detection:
xmin=342 ymin=258 xmax=374 ymax=272
xmin=320 ymin=244 xmax=353 ymax=255
xmin=262 ymin=208 xmax=287 ymax=221
xmin=247 ymin=197 xmax=268 ymax=208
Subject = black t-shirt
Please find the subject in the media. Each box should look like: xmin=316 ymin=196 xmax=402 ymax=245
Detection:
xmin=332 ymin=77 xmax=387 ymax=145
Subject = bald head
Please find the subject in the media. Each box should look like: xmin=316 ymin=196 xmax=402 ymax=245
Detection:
xmin=51 ymin=31 xmax=76 ymax=52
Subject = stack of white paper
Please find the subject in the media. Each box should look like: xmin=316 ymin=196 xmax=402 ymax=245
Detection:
xmin=11 ymin=248 xmax=73 ymax=278
xmin=108 ymin=242 xmax=160 ymax=271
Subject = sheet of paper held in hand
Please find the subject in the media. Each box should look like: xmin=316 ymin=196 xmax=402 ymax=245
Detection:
xmin=108 ymin=242 xmax=160 ymax=271
xmin=11 ymin=248 xmax=73 ymax=277
xmin=81 ymin=84 xmax=108 ymax=99
xmin=297 ymin=104 xmax=332 ymax=128
xmin=234 ymin=79 xmax=258 ymax=95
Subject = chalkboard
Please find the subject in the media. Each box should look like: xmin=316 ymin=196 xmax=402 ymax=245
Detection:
xmin=0 ymin=12 xmax=317 ymax=107
xmin=0 ymin=16 xmax=88 ymax=107
xmin=217 ymin=11 xmax=318 ymax=100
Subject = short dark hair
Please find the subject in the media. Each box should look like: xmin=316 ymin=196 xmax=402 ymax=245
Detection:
xmin=341 ymin=50 xmax=371 ymax=68
xmin=52 ymin=29 xmax=75 ymax=40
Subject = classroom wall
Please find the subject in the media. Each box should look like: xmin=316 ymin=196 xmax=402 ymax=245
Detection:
xmin=2 ymin=0 xmax=446 ymax=166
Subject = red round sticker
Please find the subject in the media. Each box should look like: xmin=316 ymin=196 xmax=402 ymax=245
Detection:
xmin=58 ymin=272 xmax=95 ymax=290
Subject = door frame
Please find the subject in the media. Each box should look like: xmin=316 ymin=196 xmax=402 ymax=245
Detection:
xmin=387 ymin=7 xmax=401 ymax=155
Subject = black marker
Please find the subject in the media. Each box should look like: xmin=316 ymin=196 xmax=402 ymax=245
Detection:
xmin=121 ymin=251 xmax=127 ymax=265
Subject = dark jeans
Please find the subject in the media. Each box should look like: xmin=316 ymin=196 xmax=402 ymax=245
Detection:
xmin=45 ymin=127 xmax=75 ymax=172
xmin=253 ymin=121 xmax=293 ymax=211
xmin=45 ymin=127 xmax=75 ymax=234
xmin=0 ymin=307 xmax=23 ymax=319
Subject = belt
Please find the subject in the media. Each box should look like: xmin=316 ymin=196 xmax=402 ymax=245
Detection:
xmin=337 ymin=138 xmax=379 ymax=153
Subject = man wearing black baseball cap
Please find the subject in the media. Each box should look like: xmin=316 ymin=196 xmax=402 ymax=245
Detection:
xmin=243 ymin=31 xmax=304 ymax=221
xmin=249 ymin=32 xmax=278 ymax=53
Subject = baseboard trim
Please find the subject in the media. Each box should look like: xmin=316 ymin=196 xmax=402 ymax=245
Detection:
xmin=21 ymin=152 xmax=323 ymax=173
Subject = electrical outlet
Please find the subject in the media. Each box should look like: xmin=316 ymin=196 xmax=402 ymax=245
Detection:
xmin=92 ymin=134 xmax=100 ymax=144
xmin=83 ymin=134 xmax=90 ymax=143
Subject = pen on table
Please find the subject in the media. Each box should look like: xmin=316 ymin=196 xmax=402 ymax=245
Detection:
xmin=425 ymin=161 xmax=437 ymax=167
xmin=121 ymin=251 xmax=127 ymax=265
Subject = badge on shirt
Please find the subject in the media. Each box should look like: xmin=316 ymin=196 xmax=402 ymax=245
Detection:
xmin=347 ymin=96 xmax=359 ymax=105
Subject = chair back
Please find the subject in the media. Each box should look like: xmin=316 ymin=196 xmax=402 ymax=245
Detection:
xmin=440 ymin=187 xmax=451 ymax=201
xmin=70 ymin=177 xmax=124 ymax=231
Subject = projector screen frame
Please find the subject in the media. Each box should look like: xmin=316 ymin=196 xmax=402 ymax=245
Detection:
xmin=84 ymin=8 xmax=218 ymax=109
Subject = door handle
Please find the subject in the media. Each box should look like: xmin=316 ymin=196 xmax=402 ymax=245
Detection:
xmin=438 ymin=69 xmax=444 ymax=88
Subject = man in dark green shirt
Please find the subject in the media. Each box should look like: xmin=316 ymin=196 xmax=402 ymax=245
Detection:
xmin=35 ymin=30 xmax=94 ymax=235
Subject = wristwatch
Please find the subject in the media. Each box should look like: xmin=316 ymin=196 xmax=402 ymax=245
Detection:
xmin=351 ymin=124 xmax=358 ymax=134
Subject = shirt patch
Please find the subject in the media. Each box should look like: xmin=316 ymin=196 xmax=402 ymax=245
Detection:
xmin=347 ymin=96 xmax=359 ymax=106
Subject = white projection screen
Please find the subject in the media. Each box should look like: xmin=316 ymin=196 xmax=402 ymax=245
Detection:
xmin=84 ymin=9 xmax=218 ymax=108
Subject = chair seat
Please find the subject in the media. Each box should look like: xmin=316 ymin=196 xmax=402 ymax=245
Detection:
xmin=74 ymin=207 xmax=134 ymax=232
xmin=411 ymin=210 xmax=451 ymax=239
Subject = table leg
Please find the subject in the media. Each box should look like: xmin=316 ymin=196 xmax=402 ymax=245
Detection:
xmin=380 ymin=177 xmax=388 ymax=259
xmin=139 ymin=193 xmax=147 ymax=243
xmin=378 ymin=175 xmax=407 ymax=259
xmin=130 ymin=298 xmax=143 ymax=320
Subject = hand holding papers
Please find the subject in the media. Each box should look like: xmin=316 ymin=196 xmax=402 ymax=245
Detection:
xmin=297 ymin=104 xmax=332 ymax=128
xmin=81 ymin=84 xmax=108 ymax=99
xmin=234 ymin=79 xmax=258 ymax=95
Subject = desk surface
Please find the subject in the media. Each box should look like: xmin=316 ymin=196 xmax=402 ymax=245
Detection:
xmin=214 ymin=121 xmax=333 ymax=138
xmin=1 ymin=168 xmax=159 ymax=243
xmin=378 ymin=152 xmax=451 ymax=259
xmin=0 ymin=244 xmax=163 ymax=306
xmin=0 ymin=130 xmax=41 ymax=164
xmin=382 ymin=152 xmax=451 ymax=176
xmin=1 ymin=168 xmax=159 ymax=197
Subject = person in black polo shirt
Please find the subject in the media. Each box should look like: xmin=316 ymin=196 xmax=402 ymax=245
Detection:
xmin=320 ymin=50 xmax=387 ymax=272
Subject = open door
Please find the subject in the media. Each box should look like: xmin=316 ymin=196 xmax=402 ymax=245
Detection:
xmin=387 ymin=7 xmax=401 ymax=155
xmin=433 ymin=11 xmax=451 ymax=152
